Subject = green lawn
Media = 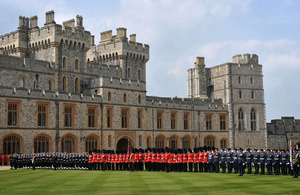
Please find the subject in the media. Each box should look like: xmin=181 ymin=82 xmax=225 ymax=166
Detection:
xmin=0 ymin=169 xmax=299 ymax=195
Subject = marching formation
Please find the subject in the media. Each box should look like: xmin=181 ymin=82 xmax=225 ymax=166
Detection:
xmin=4 ymin=147 xmax=300 ymax=178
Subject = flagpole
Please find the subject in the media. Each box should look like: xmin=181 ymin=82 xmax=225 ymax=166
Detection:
xmin=289 ymin=139 xmax=293 ymax=170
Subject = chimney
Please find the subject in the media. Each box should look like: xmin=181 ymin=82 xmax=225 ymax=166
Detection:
xmin=30 ymin=16 xmax=38 ymax=29
xmin=130 ymin=34 xmax=136 ymax=42
xmin=90 ymin=35 xmax=95 ymax=45
xmin=116 ymin=27 xmax=127 ymax=38
xmin=45 ymin=10 xmax=55 ymax=25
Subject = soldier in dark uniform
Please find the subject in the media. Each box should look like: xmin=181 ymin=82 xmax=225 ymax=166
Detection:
xmin=207 ymin=150 xmax=214 ymax=173
xmin=259 ymin=149 xmax=266 ymax=174
xmin=52 ymin=153 xmax=58 ymax=170
xmin=281 ymin=149 xmax=288 ymax=175
xmin=214 ymin=148 xmax=220 ymax=173
xmin=273 ymin=149 xmax=280 ymax=175
xmin=292 ymin=148 xmax=299 ymax=178
xmin=266 ymin=149 xmax=273 ymax=175
xmin=226 ymin=148 xmax=233 ymax=173
xmin=253 ymin=149 xmax=260 ymax=174
xmin=237 ymin=148 xmax=245 ymax=176
xmin=245 ymin=149 xmax=253 ymax=174
xmin=233 ymin=148 xmax=238 ymax=173
xmin=220 ymin=149 xmax=226 ymax=173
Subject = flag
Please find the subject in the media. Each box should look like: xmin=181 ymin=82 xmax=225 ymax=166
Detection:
xmin=290 ymin=139 xmax=293 ymax=170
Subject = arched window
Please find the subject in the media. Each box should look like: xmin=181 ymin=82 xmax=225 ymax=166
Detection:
xmin=250 ymin=77 xmax=253 ymax=84
xmin=138 ymin=69 xmax=141 ymax=81
xmin=238 ymin=108 xmax=244 ymax=131
xmin=127 ymin=68 xmax=131 ymax=79
xmin=250 ymin=108 xmax=256 ymax=131
xmin=85 ymin=135 xmax=99 ymax=152
xmin=20 ymin=76 xmax=26 ymax=88
xmin=108 ymin=92 xmax=112 ymax=101
xmin=239 ymin=90 xmax=243 ymax=99
xmin=123 ymin=93 xmax=127 ymax=102
xmin=48 ymin=80 xmax=53 ymax=91
xmin=155 ymin=135 xmax=165 ymax=149
xmin=62 ymin=76 xmax=67 ymax=92
xmin=182 ymin=136 xmax=191 ymax=149
xmin=204 ymin=136 xmax=215 ymax=147
xmin=75 ymin=59 xmax=79 ymax=70
xmin=138 ymin=95 xmax=141 ymax=104
xmin=61 ymin=135 xmax=76 ymax=153
xmin=63 ymin=57 xmax=67 ymax=69
xmin=2 ymin=134 xmax=22 ymax=154
xmin=251 ymin=91 xmax=255 ymax=99
xmin=147 ymin=136 xmax=151 ymax=148
xmin=74 ymin=77 xmax=80 ymax=93
xmin=220 ymin=139 xmax=227 ymax=149
xmin=34 ymin=135 xmax=50 ymax=153
xmin=169 ymin=135 xmax=178 ymax=150
xmin=238 ymin=75 xmax=242 ymax=84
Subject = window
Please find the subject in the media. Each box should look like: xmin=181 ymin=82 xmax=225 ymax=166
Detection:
xmin=61 ymin=135 xmax=75 ymax=153
xmin=85 ymin=135 xmax=98 ymax=152
xmin=184 ymin=112 xmax=189 ymax=130
xmin=74 ymin=77 xmax=80 ymax=93
xmin=20 ymin=76 xmax=26 ymax=88
xmin=157 ymin=111 xmax=163 ymax=129
xmin=37 ymin=103 xmax=48 ymax=127
xmin=7 ymin=102 xmax=19 ymax=126
xmin=108 ymin=92 xmax=112 ymax=101
xmin=63 ymin=57 xmax=67 ymax=69
xmin=239 ymin=90 xmax=243 ymax=99
xmin=182 ymin=136 xmax=190 ymax=149
xmin=220 ymin=139 xmax=227 ymax=149
xmin=220 ymin=115 xmax=226 ymax=130
xmin=238 ymin=75 xmax=242 ymax=84
xmin=138 ymin=95 xmax=141 ymax=104
xmin=2 ymin=134 xmax=21 ymax=154
xmin=147 ymin=136 xmax=151 ymax=148
xmin=123 ymin=93 xmax=127 ymax=102
xmin=205 ymin=114 xmax=212 ymax=130
xmin=137 ymin=109 xmax=142 ymax=129
xmin=121 ymin=109 xmax=129 ymax=128
xmin=155 ymin=135 xmax=165 ymax=149
xmin=139 ymin=135 xmax=142 ymax=147
xmin=75 ymin=59 xmax=79 ymax=70
xmin=107 ymin=108 xmax=112 ymax=128
xmin=62 ymin=76 xmax=67 ymax=92
xmin=251 ymin=91 xmax=255 ymax=99
xmin=64 ymin=105 xmax=74 ymax=127
xmin=138 ymin=69 xmax=141 ymax=81
xmin=108 ymin=135 xmax=112 ymax=147
xmin=204 ymin=136 xmax=215 ymax=147
xmin=88 ymin=107 xmax=96 ymax=128
xmin=127 ymin=68 xmax=131 ymax=79
xmin=48 ymin=80 xmax=53 ymax=91
xmin=169 ymin=136 xmax=178 ymax=150
xmin=250 ymin=77 xmax=253 ymax=84
xmin=238 ymin=108 xmax=244 ymax=131
xmin=34 ymin=135 xmax=50 ymax=153
xmin=250 ymin=108 xmax=256 ymax=131
xmin=171 ymin=112 xmax=176 ymax=129
xmin=34 ymin=80 xmax=37 ymax=89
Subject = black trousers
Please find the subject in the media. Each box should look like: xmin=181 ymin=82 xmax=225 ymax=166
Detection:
xmin=214 ymin=162 xmax=219 ymax=173
xmin=238 ymin=163 xmax=244 ymax=176
xmin=293 ymin=163 xmax=299 ymax=178
xmin=221 ymin=162 xmax=226 ymax=173
xmin=209 ymin=163 xmax=214 ymax=173
xmin=234 ymin=162 xmax=238 ymax=173
xmin=260 ymin=163 xmax=265 ymax=174
xmin=193 ymin=163 xmax=198 ymax=172
xmin=199 ymin=163 xmax=203 ymax=172
xmin=247 ymin=163 xmax=252 ymax=174
xmin=254 ymin=163 xmax=259 ymax=174
xmin=267 ymin=164 xmax=272 ymax=175
xmin=227 ymin=163 xmax=232 ymax=173
xmin=188 ymin=163 xmax=193 ymax=172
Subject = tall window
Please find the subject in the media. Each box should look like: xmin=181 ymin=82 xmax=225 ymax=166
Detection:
xmin=204 ymin=136 xmax=215 ymax=147
xmin=250 ymin=108 xmax=256 ymax=131
xmin=171 ymin=112 xmax=176 ymax=129
xmin=137 ymin=109 xmax=142 ymax=129
xmin=147 ymin=136 xmax=151 ymax=148
xmin=64 ymin=105 xmax=74 ymax=127
xmin=238 ymin=75 xmax=242 ymax=84
xmin=48 ymin=80 xmax=53 ymax=91
xmin=250 ymin=77 xmax=253 ymax=84
xmin=220 ymin=139 xmax=227 ymax=149
xmin=182 ymin=136 xmax=190 ymax=149
xmin=74 ymin=77 xmax=80 ymax=93
xmin=2 ymin=135 xmax=21 ymax=154
xmin=251 ymin=91 xmax=255 ymax=99
xmin=157 ymin=111 xmax=163 ymax=129
xmin=75 ymin=59 xmax=79 ymax=70
xmin=123 ymin=93 xmax=127 ymax=102
xmin=62 ymin=76 xmax=67 ymax=92
xmin=138 ymin=95 xmax=141 ymax=104
xmin=238 ymin=108 xmax=244 ymax=131
xmin=34 ymin=135 xmax=50 ymax=153
xmin=205 ymin=114 xmax=212 ymax=130
xmin=139 ymin=135 xmax=142 ymax=147
xmin=138 ymin=69 xmax=141 ymax=81
xmin=121 ymin=109 xmax=128 ymax=128
xmin=20 ymin=76 xmax=26 ymax=88
xmin=155 ymin=135 xmax=165 ymax=149
xmin=63 ymin=57 xmax=67 ymax=69
xmin=37 ymin=103 xmax=48 ymax=127
xmin=107 ymin=108 xmax=112 ymax=128
xmin=220 ymin=115 xmax=226 ymax=130
xmin=239 ymin=90 xmax=243 ymax=99
xmin=184 ymin=113 xmax=189 ymax=130
xmin=108 ymin=135 xmax=112 ymax=147
xmin=127 ymin=68 xmax=131 ymax=79
xmin=61 ymin=135 xmax=75 ymax=153
xmin=169 ymin=136 xmax=178 ymax=150
xmin=108 ymin=92 xmax=112 ymax=101
xmin=88 ymin=107 xmax=96 ymax=128
xmin=7 ymin=102 xmax=19 ymax=126
xmin=85 ymin=136 xmax=98 ymax=152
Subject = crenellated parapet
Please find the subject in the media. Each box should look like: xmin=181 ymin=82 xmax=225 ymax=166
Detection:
xmin=232 ymin=53 xmax=259 ymax=64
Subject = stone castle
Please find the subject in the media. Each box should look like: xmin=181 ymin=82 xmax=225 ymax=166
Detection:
xmin=0 ymin=11 xmax=298 ymax=154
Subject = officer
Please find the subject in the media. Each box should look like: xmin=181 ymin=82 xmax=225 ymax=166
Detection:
xmin=266 ymin=149 xmax=273 ymax=175
xmin=182 ymin=149 xmax=188 ymax=172
xmin=220 ymin=149 xmax=226 ymax=173
xmin=203 ymin=149 xmax=208 ymax=172
xmin=237 ymin=148 xmax=245 ymax=176
xmin=281 ymin=149 xmax=288 ymax=175
xmin=187 ymin=149 xmax=193 ymax=172
xmin=193 ymin=148 xmax=198 ymax=172
xmin=292 ymin=148 xmax=299 ymax=178
xmin=273 ymin=149 xmax=280 ymax=175
xmin=253 ymin=149 xmax=260 ymax=174
xmin=246 ymin=149 xmax=253 ymax=174
xmin=198 ymin=148 xmax=203 ymax=172
xmin=233 ymin=148 xmax=238 ymax=173
xmin=214 ymin=148 xmax=220 ymax=173
xmin=259 ymin=149 xmax=266 ymax=174
xmin=52 ymin=153 xmax=58 ymax=170
xmin=207 ymin=150 xmax=214 ymax=173
xmin=226 ymin=148 xmax=233 ymax=173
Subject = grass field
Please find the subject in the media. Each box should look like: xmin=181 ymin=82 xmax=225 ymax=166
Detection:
xmin=0 ymin=169 xmax=299 ymax=195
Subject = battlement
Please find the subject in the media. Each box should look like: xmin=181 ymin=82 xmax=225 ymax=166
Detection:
xmin=232 ymin=53 xmax=259 ymax=64
xmin=194 ymin=56 xmax=205 ymax=68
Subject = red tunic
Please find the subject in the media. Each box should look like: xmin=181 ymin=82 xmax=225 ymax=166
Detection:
xmin=92 ymin=154 xmax=97 ymax=163
xmin=88 ymin=154 xmax=93 ymax=163
xmin=182 ymin=154 xmax=187 ymax=163
xmin=203 ymin=152 xmax=208 ymax=163
xmin=107 ymin=154 xmax=111 ymax=163
xmin=115 ymin=155 xmax=119 ymax=164
xmin=125 ymin=155 xmax=129 ymax=163
xmin=198 ymin=152 xmax=203 ymax=163
xmin=130 ymin=154 xmax=135 ymax=163
xmin=0 ymin=155 xmax=3 ymax=163
xmin=122 ymin=154 xmax=126 ymax=163
xmin=193 ymin=153 xmax=199 ymax=163
xmin=187 ymin=153 xmax=193 ymax=163
xmin=139 ymin=153 xmax=144 ymax=163
xmin=5 ymin=155 xmax=9 ymax=163
xmin=173 ymin=154 xmax=178 ymax=164
xmin=97 ymin=154 xmax=100 ymax=163
xmin=111 ymin=154 xmax=115 ymax=164
xmin=147 ymin=153 xmax=152 ymax=163
xmin=100 ymin=154 xmax=105 ymax=163
xmin=161 ymin=153 xmax=165 ymax=163
xmin=151 ymin=153 xmax=156 ymax=163
xmin=177 ymin=154 xmax=183 ymax=163
xmin=134 ymin=154 xmax=139 ymax=162
xmin=156 ymin=153 xmax=161 ymax=163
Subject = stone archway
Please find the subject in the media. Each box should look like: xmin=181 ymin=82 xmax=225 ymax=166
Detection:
xmin=116 ymin=137 xmax=133 ymax=152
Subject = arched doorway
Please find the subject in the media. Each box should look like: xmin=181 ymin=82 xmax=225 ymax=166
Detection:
xmin=169 ymin=135 xmax=179 ymax=150
xmin=182 ymin=135 xmax=191 ymax=149
xmin=61 ymin=134 xmax=77 ymax=153
xmin=116 ymin=137 xmax=133 ymax=152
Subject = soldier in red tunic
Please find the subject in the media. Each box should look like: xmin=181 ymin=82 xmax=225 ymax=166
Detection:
xmin=165 ymin=148 xmax=171 ymax=173
xmin=88 ymin=152 xmax=93 ymax=170
xmin=182 ymin=149 xmax=188 ymax=172
xmin=111 ymin=151 xmax=115 ymax=170
xmin=115 ymin=151 xmax=119 ymax=170
xmin=100 ymin=150 xmax=106 ymax=171
xmin=147 ymin=149 xmax=152 ymax=171
xmin=139 ymin=149 xmax=144 ymax=171
xmin=151 ymin=149 xmax=157 ymax=171
xmin=198 ymin=148 xmax=203 ymax=172
xmin=92 ymin=151 xmax=97 ymax=170
xmin=177 ymin=149 xmax=183 ymax=172
xmin=187 ymin=149 xmax=193 ymax=172
xmin=129 ymin=148 xmax=135 ymax=172
xmin=203 ymin=149 xmax=208 ymax=172
xmin=156 ymin=149 xmax=161 ymax=171
xmin=4 ymin=154 xmax=9 ymax=166
xmin=193 ymin=148 xmax=199 ymax=172
xmin=160 ymin=149 xmax=165 ymax=171
xmin=0 ymin=154 xmax=3 ymax=166
xmin=97 ymin=151 xmax=101 ymax=170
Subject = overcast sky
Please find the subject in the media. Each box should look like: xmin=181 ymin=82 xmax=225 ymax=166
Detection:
xmin=1 ymin=0 xmax=300 ymax=122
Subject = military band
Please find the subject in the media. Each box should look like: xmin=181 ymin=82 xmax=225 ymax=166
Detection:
xmin=4 ymin=147 xmax=300 ymax=178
